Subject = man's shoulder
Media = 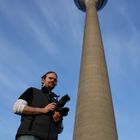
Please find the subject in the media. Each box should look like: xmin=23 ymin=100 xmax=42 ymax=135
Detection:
xmin=23 ymin=87 xmax=41 ymax=95
xmin=30 ymin=87 xmax=42 ymax=93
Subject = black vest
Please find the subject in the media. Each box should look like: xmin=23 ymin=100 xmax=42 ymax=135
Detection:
xmin=16 ymin=88 xmax=59 ymax=140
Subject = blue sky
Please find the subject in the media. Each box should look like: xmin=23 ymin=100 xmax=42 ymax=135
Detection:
xmin=0 ymin=0 xmax=140 ymax=140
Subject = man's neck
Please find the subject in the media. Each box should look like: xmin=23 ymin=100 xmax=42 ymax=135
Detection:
xmin=42 ymin=86 xmax=52 ymax=94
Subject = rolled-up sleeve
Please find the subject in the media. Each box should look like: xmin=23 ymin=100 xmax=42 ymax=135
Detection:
xmin=13 ymin=87 xmax=33 ymax=114
xmin=13 ymin=99 xmax=28 ymax=114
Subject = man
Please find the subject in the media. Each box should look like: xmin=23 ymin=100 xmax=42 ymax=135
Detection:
xmin=13 ymin=71 xmax=63 ymax=140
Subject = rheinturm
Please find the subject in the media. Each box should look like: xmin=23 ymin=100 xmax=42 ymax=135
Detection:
xmin=73 ymin=0 xmax=118 ymax=140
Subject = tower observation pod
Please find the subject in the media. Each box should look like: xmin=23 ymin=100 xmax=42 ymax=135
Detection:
xmin=73 ymin=0 xmax=118 ymax=140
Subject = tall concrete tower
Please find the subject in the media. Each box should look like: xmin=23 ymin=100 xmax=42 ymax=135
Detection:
xmin=73 ymin=0 xmax=118 ymax=140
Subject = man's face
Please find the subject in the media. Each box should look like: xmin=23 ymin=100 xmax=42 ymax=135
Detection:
xmin=42 ymin=73 xmax=57 ymax=90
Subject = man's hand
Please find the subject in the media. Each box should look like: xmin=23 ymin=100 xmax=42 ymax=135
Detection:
xmin=53 ymin=111 xmax=61 ymax=122
xmin=42 ymin=103 xmax=57 ymax=113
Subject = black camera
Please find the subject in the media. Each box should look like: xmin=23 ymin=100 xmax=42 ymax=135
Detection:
xmin=56 ymin=94 xmax=70 ymax=117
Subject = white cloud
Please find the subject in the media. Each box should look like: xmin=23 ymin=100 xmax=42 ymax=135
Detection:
xmin=22 ymin=13 xmax=60 ymax=55
xmin=0 ymin=1 xmax=60 ymax=56
xmin=103 ymin=0 xmax=140 ymax=75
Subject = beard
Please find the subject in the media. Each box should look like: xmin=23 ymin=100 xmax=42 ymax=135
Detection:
xmin=47 ymin=82 xmax=56 ymax=90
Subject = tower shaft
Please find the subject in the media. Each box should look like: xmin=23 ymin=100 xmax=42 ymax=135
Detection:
xmin=73 ymin=0 xmax=118 ymax=140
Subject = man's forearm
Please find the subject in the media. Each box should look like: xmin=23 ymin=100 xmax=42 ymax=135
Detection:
xmin=22 ymin=106 xmax=47 ymax=115
xmin=13 ymin=99 xmax=56 ymax=115
xmin=13 ymin=99 xmax=48 ymax=115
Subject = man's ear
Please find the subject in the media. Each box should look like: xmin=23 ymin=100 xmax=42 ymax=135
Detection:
xmin=42 ymin=79 xmax=45 ymax=85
